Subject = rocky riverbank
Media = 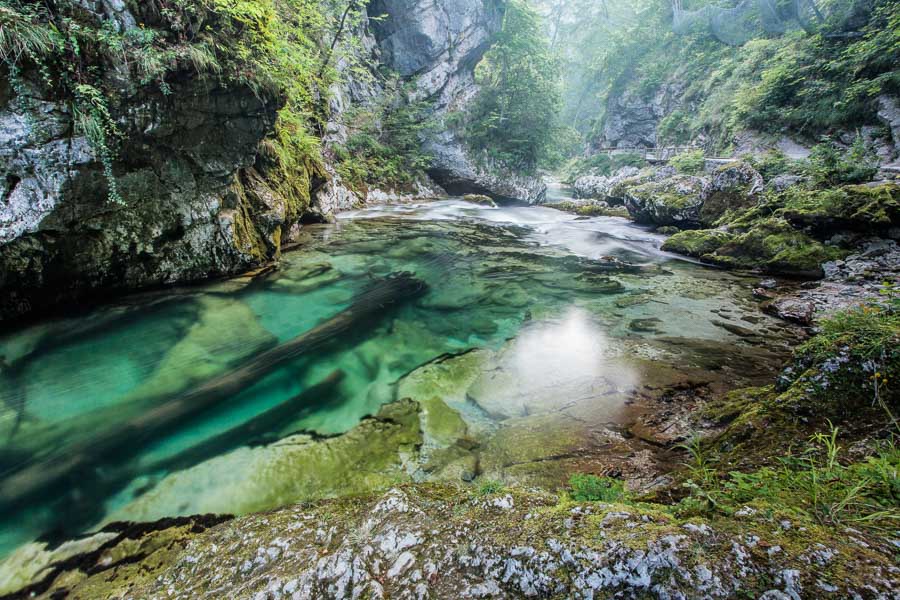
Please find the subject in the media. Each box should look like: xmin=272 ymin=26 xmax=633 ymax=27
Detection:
xmin=565 ymin=157 xmax=900 ymax=324
xmin=0 ymin=0 xmax=549 ymax=324
xmin=3 ymin=483 xmax=898 ymax=599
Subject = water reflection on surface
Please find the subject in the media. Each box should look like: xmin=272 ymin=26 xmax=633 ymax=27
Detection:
xmin=0 ymin=199 xmax=798 ymax=558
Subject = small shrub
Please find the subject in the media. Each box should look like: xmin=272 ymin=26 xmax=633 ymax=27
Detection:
xmin=657 ymin=110 xmax=693 ymax=145
xmin=746 ymin=150 xmax=797 ymax=181
xmin=670 ymin=149 xmax=706 ymax=175
xmin=569 ymin=474 xmax=626 ymax=502
xmin=803 ymin=136 xmax=879 ymax=187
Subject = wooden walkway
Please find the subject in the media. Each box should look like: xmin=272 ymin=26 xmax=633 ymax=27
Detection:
xmin=594 ymin=146 xmax=732 ymax=164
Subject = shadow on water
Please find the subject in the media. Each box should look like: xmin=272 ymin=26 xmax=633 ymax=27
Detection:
xmin=0 ymin=272 xmax=429 ymax=540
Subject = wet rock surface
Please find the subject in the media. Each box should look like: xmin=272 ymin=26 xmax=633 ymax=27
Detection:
xmin=763 ymin=239 xmax=900 ymax=322
xmin=0 ymin=76 xmax=283 ymax=321
xmin=6 ymin=486 xmax=897 ymax=599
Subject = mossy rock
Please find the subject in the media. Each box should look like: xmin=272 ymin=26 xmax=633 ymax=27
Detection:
xmin=701 ymin=162 xmax=764 ymax=226
xmin=545 ymin=201 xmax=631 ymax=218
xmin=701 ymin=303 xmax=899 ymax=466
xmin=664 ymin=217 xmax=845 ymax=277
xmin=622 ymin=176 xmax=707 ymax=227
xmin=662 ymin=229 xmax=734 ymax=258
xmin=9 ymin=484 xmax=898 ymax=599
xmin=778 ymin=183 xmax=900 ymax=233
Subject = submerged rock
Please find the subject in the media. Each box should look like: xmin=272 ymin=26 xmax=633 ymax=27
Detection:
xmin=103 ymin=399 xmax=423 ymax=524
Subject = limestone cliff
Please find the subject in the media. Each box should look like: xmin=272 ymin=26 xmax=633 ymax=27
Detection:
xmin=0 ymin=0 xmax=510 ymax=322
xmin=0 ymin=66 xmax=288 ymax=321
xmin=368 ymin=0 xmax=547 ymax=204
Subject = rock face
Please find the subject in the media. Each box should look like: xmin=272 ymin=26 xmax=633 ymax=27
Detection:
xmin=597 ymin=82 xmax=684 ymax=149
xmin=0 ymin=73 xmax=284 ymax=321
xmin=623 ymin=175 xmax=709 ymax=227
xmin=368 ymin=0 xmax=547 ymax=204
xmin=1 ymin=0 xmax=511 ymax=321
xmin=877 ymin=95 xmax=900 ymax=164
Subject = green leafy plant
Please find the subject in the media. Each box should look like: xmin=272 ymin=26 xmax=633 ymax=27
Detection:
xmin=670 ymin=149 xmax=706 ymax=174
xmin=568 ymin=473 xmax=626 ymax=502
xmin=745 ymin=149 xmax=798 ymax=181
xmin=476 ymin=479 xmax=505 ymax=496
xmin=803 ymin=136 xmax=879 ymax=187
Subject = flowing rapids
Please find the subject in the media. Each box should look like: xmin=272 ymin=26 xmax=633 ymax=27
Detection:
xmin=0 ymin=200 xmax=798 ymax=555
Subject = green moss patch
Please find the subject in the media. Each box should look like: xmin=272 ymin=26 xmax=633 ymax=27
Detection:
xmin=779 ymin=183 xmax=900 ymax=232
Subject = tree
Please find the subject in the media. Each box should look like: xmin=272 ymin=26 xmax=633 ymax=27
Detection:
xmin=466 ymin=0 xmax=561 ymax=171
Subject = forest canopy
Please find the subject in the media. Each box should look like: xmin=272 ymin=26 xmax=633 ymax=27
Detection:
xmin=465 ymin=0 xmax=562 ymax=172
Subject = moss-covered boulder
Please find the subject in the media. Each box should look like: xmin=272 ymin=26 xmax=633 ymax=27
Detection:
xmin=701 ymin=162 xmax=764 ymax=225
xmin=713 ymin=218 xmax=845 ymax=277
xmin=700 ymin=300 xmax=899 ymax=464
xmin=778 ymin=183 xmax=900 ymax=233
xmin=663 ymin=216 xmax=845 ymax=277
xmin=662 ymin=229 xmax=735 ymax=257
xmin=545 ymin=200 xmax=631 ymax=218
xmin=623 ymin=175 xmax=709 ymax=227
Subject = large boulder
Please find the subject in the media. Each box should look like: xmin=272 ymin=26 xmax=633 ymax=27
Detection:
xmin=572 ymin=166 xmax=641 ymax=204
xmin=702 ymin=162 xmax=764 ymax=225
xmin=623 ymin=175 xmax=709 ymax=227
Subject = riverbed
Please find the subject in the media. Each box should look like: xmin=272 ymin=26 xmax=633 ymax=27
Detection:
xmin=0 ymin=199 xmax=799 ymax=556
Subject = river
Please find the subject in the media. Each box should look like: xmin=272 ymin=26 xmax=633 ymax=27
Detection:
xmin=0 ymin=199 xmax=799 ymax=555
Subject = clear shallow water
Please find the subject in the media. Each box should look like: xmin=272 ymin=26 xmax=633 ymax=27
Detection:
xmin=0 ymin=200 xmax=796 ymax=556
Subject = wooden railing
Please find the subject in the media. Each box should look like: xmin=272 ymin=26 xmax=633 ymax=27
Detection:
xmin=593 ymin=146 xmax=737 ymax=163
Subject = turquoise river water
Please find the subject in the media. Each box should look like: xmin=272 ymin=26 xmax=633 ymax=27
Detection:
xmin=0 ymin=200 xmax=799 ymax=557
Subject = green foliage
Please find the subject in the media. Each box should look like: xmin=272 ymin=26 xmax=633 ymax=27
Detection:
xmin=72 ymin=84 xmax=123 ymax=205
xmin=568 ymin=473 xmax=626 ymax=502
xmin=0 ymin=1 xmax=58 ymax=64
xmin=334 ymin=81 xmax=435 ymax=190
xmin=744 ymin=149 xmax=797 ymax=181
xmin=657 ymin=110 xmax=693 ymax=145
xmin=0 ymin=0 xmax=377 ymax=206
xmin=575 ymin=0 xmax=899 ymax=153
xmin=680 ymin=425 xmax=900 ymax=530
xmin=466 ymin=0 xmax=561 ymax=171
xmin=670 ymin=149 xmax=706 ymax=174
xmin=476 ymin=479 xmax=505 ymax=496
xmin=561 ymin=152 xmax=646 ymax=182
xmin=803 ymin=137 xmax=879 ymax=187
